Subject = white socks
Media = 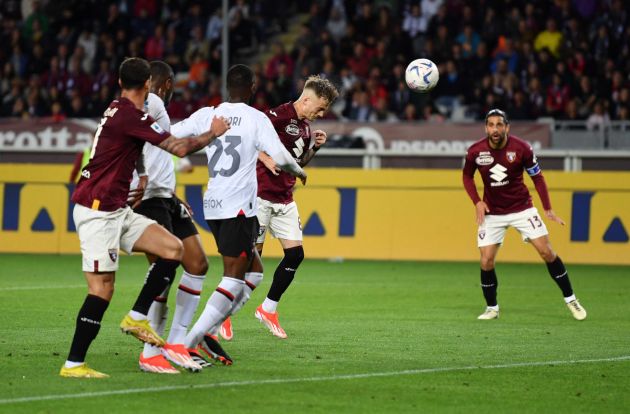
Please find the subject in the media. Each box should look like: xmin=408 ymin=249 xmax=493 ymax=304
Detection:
xmin=209 ymin=272 xmax=264 ymax=336
xmin=167 ymin=272 xmax=205 ymax=345
xmin=185 ymin=277 xmax=244 ymax=349
xmin=262 ymin=297 xmax=279 ymax=313
xmin=564 ymin=294 xmax=577 ymax=304
xmin=142 ymin=284 xmax=171 ymax=358
xmin=231 ymin=272 xmax=263 ymax=315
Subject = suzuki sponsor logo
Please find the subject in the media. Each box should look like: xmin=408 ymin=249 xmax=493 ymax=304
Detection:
xmin=489 ymin=164 xmax=508 ymax=184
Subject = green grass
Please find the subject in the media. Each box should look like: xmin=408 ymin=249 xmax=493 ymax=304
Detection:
xmin=1 ymin=254 xmax=629 ymax=413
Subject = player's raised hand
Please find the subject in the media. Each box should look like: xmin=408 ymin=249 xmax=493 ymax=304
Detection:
xmin=298 ymin=172 xmax=307 ymax=186
xmin=313 ymin=129 xmax=327 ymax=148
xmin=475 ymin=201 xmax=489 ymax=225
xmin=544 ymin=209 xmax=565 ymax=226
xmin=210 ymin=116 xmax=230 ymax=137
xmin=258 ymin=151 xmax=280 ymax=176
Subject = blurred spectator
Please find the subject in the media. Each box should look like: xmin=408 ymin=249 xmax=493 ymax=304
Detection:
xmin=545 ymin=73 xmax=571 ymax=117
xmin=188 ymin=51 xmax=209 ymax=87
xmin=205 ymin=8 xmax=223 ymax=46
xmin=168 ymin=87 xmax=200 ymax=120
xmin=265 ymin=42 xmax=294 ymax=80
xmin=456 ymin=24 xmax=480 ymax=59
xmin=369 ymin=97 xmax=398 ymax=122
xmin=349 ymin=90 xmax=372 ymax=121
xmin=145 ymin=24 xmax=165 ymax=60
xmin=402 ymin=103 xmax=420 ymax=121
xmin=326 ymin=6 xmax=347 ymax=42
xmin=586 ymin=100 xmax=611 ymax=130
xmin=184 ymin=25 xmax=209 ymax=65
xmin=0 ymin=0 xmax=628 ymax=124
xmin=534 ymin=18 xmax=563 ymax=57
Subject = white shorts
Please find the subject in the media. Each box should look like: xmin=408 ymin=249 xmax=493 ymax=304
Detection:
xmin=73 ymin=204 xmax=156 ymax=272
xmin=477 ymin=207 xmax=549 ymax=247
xmin=255 ymin=198 xmax=302 ymax=244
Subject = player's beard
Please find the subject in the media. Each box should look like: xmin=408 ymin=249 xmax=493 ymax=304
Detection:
xmin=487 ymin=131 xmax=507 ymax=149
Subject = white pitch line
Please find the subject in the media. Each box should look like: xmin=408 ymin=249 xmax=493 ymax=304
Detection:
xmin=0 ymin=283 xmax=139 ymax=291
xmin=0 ymin=285 xmax=86 ymax=291
xmin=1 ymin=355 xmax=629 ymax=405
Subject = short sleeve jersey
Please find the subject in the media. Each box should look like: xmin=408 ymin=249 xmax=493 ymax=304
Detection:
xmin=72 ymin=97 xmax=169 ymax=211
xmin=170 ymin=103 xmax=287 ymax=220
xmin=463 ymin=135 xmax=540 ymax=215
xmin=257 ymin=102 xmax=311 ymax=204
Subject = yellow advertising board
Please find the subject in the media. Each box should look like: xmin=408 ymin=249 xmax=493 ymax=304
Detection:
xmin=1 ymin=165 xmax=629 ymax=264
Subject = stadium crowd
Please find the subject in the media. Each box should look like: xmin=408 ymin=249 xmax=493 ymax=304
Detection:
xmin=1 ymin=0 xmax=628 ymax=123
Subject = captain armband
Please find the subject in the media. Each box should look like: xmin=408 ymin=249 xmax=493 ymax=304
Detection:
xmin=526 ymin=163 xmax=541 ymax=176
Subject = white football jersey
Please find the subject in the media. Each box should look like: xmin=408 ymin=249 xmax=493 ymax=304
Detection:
xmin=130 ymin=93 xmax=175 ymax=199
xmin=170 ymin=102 xmax=303 ymax=220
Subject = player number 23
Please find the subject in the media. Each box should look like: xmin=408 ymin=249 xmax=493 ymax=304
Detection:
xmin=208 ymin=135 xmax=241 ymax=177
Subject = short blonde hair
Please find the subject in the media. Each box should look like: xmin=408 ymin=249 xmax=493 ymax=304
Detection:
xmin=304 ymin=75 xmax=339 ymax=104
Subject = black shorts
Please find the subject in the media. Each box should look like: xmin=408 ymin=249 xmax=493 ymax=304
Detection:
xmin=134 ymin=197 xmax=198 ymax=240
xmin=207 ymin=215 xmax=259 ymax=259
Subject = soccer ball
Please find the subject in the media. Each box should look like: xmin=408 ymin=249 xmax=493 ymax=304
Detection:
xmin=405 ymin=58 xmax=439 ymax=93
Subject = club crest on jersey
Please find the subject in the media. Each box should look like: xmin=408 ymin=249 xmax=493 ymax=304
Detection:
xmin=475 ymin=154 xmax=494 ymax=166
xmin=108 ymin=249 xmax=118 ymax=262
xmin=506 ymin=151 xmax=516 ymax=163
xmin=285 ymin=124 xmax=300 ymax=136
xmin=478 ymin=231 xmax=486 ymax=240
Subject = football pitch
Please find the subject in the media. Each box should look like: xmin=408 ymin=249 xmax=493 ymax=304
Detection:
xmin=1 ymin=254 xmax=629 ymax=413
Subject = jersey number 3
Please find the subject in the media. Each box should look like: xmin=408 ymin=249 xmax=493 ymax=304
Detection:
xmin=208 ymin=135 xmax=241 ymax=177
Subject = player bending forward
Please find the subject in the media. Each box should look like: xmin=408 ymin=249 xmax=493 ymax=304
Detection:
xmin=168 ymin=64 xmax=306 ymax=364
xmin=462 ymin=108 xmax=586 ymax=321
xmin=221 ymin=75 xmax=339 ymax=340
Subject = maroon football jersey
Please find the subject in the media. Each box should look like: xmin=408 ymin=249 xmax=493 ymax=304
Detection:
xmin=463 ymin=135 xmax=541 ymax=215
xmin=72 ymin=98 xmax=169 ymax=211
xmin=257 ymin=102 xmax=311 ymax=204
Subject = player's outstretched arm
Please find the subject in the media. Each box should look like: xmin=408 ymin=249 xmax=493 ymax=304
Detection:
xmin=270 ymin=145 xmax=307 ymax=185
xmin=258 ymin=151 xmax=280 ymax=176
xmin=299 ymin=129 xmax=327 ymax=167
xmin=544 ymin=209 xmax=565 ymax=226
xmin=159 ymin=116 xmax=229 ymax=157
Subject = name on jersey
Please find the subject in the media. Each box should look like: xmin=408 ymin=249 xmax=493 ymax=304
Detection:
xmin=475 ymin=152 xmax=494 ymax=166
xmin=285 ymin=124 xmax=300 ymax=136
xmin=204 ymin=197 xmax=223 ymax=209
xmin=227 ymin=116 xmax=242 ymax=126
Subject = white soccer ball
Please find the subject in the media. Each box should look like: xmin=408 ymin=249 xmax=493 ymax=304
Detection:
xmin=405 ymin=58 xmax=439 ymax=93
